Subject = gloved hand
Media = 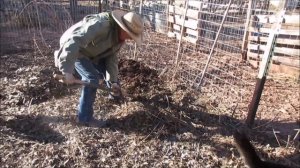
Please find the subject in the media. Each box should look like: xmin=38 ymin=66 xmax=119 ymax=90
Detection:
xmin=63 ymin=72 xmax=76 ymax=84
xmin=110 ymin=83 xmax=121 ymax=97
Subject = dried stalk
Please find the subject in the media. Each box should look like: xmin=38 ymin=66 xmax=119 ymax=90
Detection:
xmin=27 ymin=98 xmax=33 ymax=114
xmin=33 ymin=36 xmax=46 ymax=58
xmin=293 ymin=129 xmax=300 ymax=141
xmin=273 ymin=129 xmax=281 ymax=147
xmin=286 ymin=135 xmax=291 ymax=148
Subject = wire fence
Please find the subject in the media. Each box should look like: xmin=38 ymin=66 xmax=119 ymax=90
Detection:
xmin=125 ymin=0 xmax=256 ymax=120
xmin=247 ymin=1 xmax=300 ymax=71
xmin=0 ymin=0 xmax=299 ymax=123
xmin=125 ymin=0 xmax=300 ymax=121
xmin=0 ymin=0 xmax=74 ymax=55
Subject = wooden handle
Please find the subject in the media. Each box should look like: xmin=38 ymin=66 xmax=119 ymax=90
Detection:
xmin=53 ymin=74 xmax=111 ymax=92
xmin=53 ymin=74 xmax=84 ymax=85
xmin=53 ymin=74 xmax=128 ymax=101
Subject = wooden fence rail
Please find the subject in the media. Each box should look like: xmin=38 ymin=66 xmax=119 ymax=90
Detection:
xmin=247 ymin=14 xmax=300 ymax=76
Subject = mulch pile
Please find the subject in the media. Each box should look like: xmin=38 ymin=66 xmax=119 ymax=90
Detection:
xmin=119 ymin=59 xmax=160 ymax=94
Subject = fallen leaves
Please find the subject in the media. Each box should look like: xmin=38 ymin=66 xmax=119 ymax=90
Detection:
xmin=0 ymin=47 xmax=299 ymax=167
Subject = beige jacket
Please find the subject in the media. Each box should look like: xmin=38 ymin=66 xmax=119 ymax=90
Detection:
xmin=54 ymin=12 xmax=122 ymax=82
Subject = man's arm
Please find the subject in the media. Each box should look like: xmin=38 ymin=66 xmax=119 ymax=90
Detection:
xmin=58 ymin=14 xmax=111 ymax=74
xmin=105 ymin=53 xmax=119 ymax=83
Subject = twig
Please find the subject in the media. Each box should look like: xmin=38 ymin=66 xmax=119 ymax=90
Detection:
xmin=165 ymin=95 xmax=170 ymax=108
xmin=139 ymin=122 xmax=160 ymax=143
xmin=290 ymin=103 xmax=299 ymax=112
xmin=273 ymin=129 xmax=281 ymax=147
xmin=230 ymin=103 xmax=238 ymax=118
xmin=73 ymin=132 xmax=85 ymax=158
xmin=158 ymin=67 xmax=168 ymax=78
xmin=161 ymin=108 xmax=197 ymax=132
xmin=27 ymin=98 xmax=33 ymax=114
xmin=207 ymin=102 xmax=223 ymax=124
xmin=33 ymin=36 xmax=46 ymax=58
xmin=286 ymin=135 xmax=291 ymax=148
xmin=293 ymin=129 xmax=300 ymax=141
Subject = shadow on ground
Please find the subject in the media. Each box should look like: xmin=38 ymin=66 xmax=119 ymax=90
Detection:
xmin=0 ymin=115 xmax=65 ymax=144
xmin=0 ymin=52 xmax=78 ymax=106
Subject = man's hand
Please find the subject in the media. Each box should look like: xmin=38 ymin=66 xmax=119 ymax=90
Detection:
xmin=110 ymin=83 xmax=121 ymax=97
xmin=63 ymin=72 xmax=76 ymax=84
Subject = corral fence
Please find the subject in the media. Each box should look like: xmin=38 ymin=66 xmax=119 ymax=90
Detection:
xmin=0 ymin=0 xmax=299 ymax=127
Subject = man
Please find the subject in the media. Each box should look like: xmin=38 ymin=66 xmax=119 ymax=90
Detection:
xmin=54 ymin=10 xmax=144 ymax=126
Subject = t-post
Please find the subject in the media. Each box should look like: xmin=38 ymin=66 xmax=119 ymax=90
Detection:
xmin=246 ymin=9 xmax=286 ymax=128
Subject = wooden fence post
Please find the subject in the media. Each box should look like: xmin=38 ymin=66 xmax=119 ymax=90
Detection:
xmin=133 ymin=0 xmax=143 ymax=60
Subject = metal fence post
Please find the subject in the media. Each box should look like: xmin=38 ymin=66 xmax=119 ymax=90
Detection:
xmin=133 ymin=0 xmax=143 ymax=60
xmin=195 ymin=0 xmax=232 ymax=88
xmin=174 ymin=0 xmax=188 ymax=66
xmin=246 ymin=9 xmax=286 ymax=128
xmin=171 ymin=0 xmax=189 ymax=83
xmin=241 ymin=0 xmax=254 ymax=60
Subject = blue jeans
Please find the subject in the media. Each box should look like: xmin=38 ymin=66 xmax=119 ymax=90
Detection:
xmin=74 ymin=57 xmax=106 ymax=123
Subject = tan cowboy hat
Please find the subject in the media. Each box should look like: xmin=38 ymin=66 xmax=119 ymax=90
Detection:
xmin=112 ymin=10 xmax=143 ymax=46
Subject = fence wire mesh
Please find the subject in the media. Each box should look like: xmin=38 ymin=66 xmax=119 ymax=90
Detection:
xmin=0 ymin=0 xmax=299 ymax=124
xmin=121 ymin=0 xmax=256 ymax=120
xmin=247 ymin=0 xmax=300 ymax=70
xmin=122 ymin=0 xmax=299 ymax=121
xmin=0 ymin=0 xmax=74 ymax=55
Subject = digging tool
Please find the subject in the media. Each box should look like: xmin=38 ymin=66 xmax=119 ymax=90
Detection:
xmin=53 ymin=74 xmax=110 ymax=91
xmin=53 ymin=74 xmax=127 ymax=103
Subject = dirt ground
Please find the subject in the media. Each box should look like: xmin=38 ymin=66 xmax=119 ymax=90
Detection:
xmin=0 ymin=48 xmax=299 ymax=167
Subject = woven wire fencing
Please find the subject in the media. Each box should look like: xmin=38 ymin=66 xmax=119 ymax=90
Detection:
xmin=0 ymin=0 xmax=101 ymax=55
xmin=247 ymin=0 xmax=300 ymax=71
xmin=119 ymin=0 xmax=256 ymax=121
xmin=242 ymin=0 xmax=300 ymax=124
xmin=120 ymin=0 xmax=300 ymax=122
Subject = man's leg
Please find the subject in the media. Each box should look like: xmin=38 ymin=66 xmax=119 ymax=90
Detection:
xmin=74 ymin=57 xmax=102 ymax=123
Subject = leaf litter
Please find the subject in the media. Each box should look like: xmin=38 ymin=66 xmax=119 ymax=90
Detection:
xmin=0 ymin=51 xmax=299 ymax=168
